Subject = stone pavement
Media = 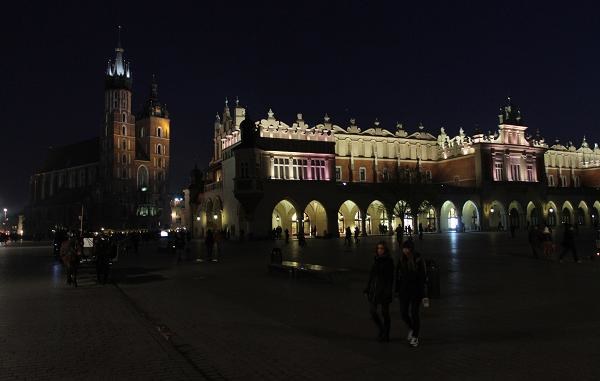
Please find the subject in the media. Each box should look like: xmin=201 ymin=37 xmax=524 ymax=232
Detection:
xmin=2 ymin=229 xmax=600 ymax=380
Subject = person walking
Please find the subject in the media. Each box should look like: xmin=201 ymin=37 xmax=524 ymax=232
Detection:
xmin=542 ymin=226 xmax=553 ymax=259
xmin=559 ymin=224 xmax=580 ymax=263
xmin=528 ymin=225 xmax=540 ymax=259
xmin=395 ymin=225 xmax=404 ymax=245
xmin=284 ymin=228 xmax=290 ymax=244
xmin=396 ymin=240 xmax=427 ymax=347
xmin=364 ymin=241 xmax=394 ymax=342
xmin=205 ymin=229 xmax=215 ymax=261
xmin=61 ymin=235 xmax=81 ymax=287
xmin=345 ymin=226 xmax=352 ymax=246
xmin=354 ymin=226 xmax=360 ymax=245
xmin=418 ymin=222 xmax=424 ymax=241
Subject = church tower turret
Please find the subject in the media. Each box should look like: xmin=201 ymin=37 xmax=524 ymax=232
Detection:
xmin=101 ymin=26 xmax=137 ymax=226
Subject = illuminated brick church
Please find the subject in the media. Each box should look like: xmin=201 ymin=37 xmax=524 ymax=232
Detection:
xmin=26 ymin=30 xmax=171 ymax=236
xmin=192 ymin=98 xmax=600 ymax=239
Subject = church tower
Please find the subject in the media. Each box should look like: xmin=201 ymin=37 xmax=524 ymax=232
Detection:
xmin=101 ymin=26 xmax=136 ymax=226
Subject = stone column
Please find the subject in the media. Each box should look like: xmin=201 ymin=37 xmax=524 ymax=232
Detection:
xmin=361 ymin=214 xmax=367 ymax=236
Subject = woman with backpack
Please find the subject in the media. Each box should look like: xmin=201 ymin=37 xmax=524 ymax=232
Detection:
xmin=396 ymin=239 xmax=427 ymax=347
xmin=364 ymin=241 xmax=394 ymax=342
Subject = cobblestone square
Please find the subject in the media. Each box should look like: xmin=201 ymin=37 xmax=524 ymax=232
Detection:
xmin=2 ymin=230 xmax=600 ymax=380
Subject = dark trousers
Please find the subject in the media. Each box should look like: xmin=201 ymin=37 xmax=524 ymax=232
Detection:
xmin=560 ymin=244 xmax=579 ymax=262
xmin=206 ymin=244 xmax=213 ymax=259
xmin=399 ymin=295 xmax=421 ymax=338
xmin=369 ymin=302 xmax=390 ymax=337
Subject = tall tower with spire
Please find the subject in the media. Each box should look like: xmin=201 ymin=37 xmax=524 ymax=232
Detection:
xmin=101 ymin=26 xmax=137 ymax=225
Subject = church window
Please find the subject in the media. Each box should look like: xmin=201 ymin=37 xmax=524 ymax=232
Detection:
xmin=157 ymin=144 xmax=162 ymax=155
xmin=574 ymin=176 xmax=580 ymax=188
xmin=157 ymin=127 xmax=162 ymax=138
xmin=122 ymin=139 xmax=126 ymax=150
xmin=310 ymin=159 xmax=326 ymax=180
xmin=122 ymin=154 xmax=127 ymax=164
xmin=122 ymin=113 xmax=126 ymax=123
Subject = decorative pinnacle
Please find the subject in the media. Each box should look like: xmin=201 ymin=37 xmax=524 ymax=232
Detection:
xmin=374 ymin=118 xmax=380 ymax=127
xmin=235 ymin=96 xmax=239 ymax=106
xmin=267 ymin=108 xmax=274 ymax=118
xmin=324 ymin=113 xmax=330 ymax=123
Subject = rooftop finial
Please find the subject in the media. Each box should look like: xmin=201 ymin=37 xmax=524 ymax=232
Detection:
xmin=116 ymin=25 xmax=123 ymax=51
xmin=225 ymin=97 xmax=229 ymax=107
xmin=235 ymin=96 xmax=239 ymax=106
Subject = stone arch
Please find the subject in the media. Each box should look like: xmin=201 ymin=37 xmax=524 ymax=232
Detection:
xmin=489 ymin=200 xmax=507 ymax=231
xmin=561 ymin=201 xmax=574 ymax=225
xmin=272 ymin=199 xmax=301 ymax=236
xmin=304 ymin=200 xmax=327 ymax=237
xmin=366 ymin=200 xmax=389 ymax=235
xmin=440 ymin=200 xmax=459 ymax=232
xmin=338 ymin=200 xmax=362 ymax=235
xmin=508 ymin=200 xmax=524 ymax=229
xmin=577 ymin=201 xmax=589 ymax=226
xmin=417 ymin=200 xmax=437 ymax=232
xmin=592 ymin=201 xmax=600 ymax=228
xmin=546 ymin=201 xmax=558 ymax=227
xmin=527 ymin=201 xmax=541 ymax=227
xmin=461 ymin=200 xmax=480 ymax=231
xmin=393 ymin=200 xmax=413 ymax=231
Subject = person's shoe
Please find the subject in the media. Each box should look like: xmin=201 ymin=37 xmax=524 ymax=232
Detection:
xmin=211 ymin=258 xmax=218 ymax=262
xmin=409 ymin=337 xmax=419 ymax=347
xmin=407 ymin=330 xmax=414 ymax=342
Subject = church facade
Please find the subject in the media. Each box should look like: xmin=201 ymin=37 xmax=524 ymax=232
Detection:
xmin=192 ymin=98 xmax=600 ymax=239
xmin=26 ymin=34 xmax=171 ymax=237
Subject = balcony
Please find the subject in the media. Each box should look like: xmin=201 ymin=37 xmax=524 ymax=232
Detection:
xmin=204 ymin=181 xmax=223 ymax=192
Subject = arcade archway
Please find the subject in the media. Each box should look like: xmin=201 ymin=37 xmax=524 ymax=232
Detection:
xmin=393 ymin=200 xmax=413 ymax=232
xmin=508 ymin=200 xmax=524 ymax=229
xmin=489 ymin=200 xmax=507 ymax=231
xmin=440 ymin=200 xmax=459 ymax=232
xmin=367 ymin=200 xmax=389 ymax=235
xmin=561 ymin=201 xmax=574 ymax=225
xmin=304 ymin=200 xmax=327 ymax=237
xmin=417 ymin=201 xmax=437 ymax=232
xmin=272 ymin=199 xmax=299 ymax=236
xmin=577 ymin=201 xmax=589 ymax=226
xmin=338 ymin=200 xmax=362 ymax=235
xmin=461 ymin=200 xmax=480 ymax=231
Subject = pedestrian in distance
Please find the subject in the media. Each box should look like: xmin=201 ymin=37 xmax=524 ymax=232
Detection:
xmin=284 ymin=228 xmax=290 ymax=244
xmin=559 ymin=224 xmax=581 ymax=263
xmin=396 ymin=239 xmax=427 ymax=348
xmin=528 ymin=225 xmax=540 ymax=259
xmin=345 ymin=226 xmax=352 ymax=246
xmin=354 ymin=226 xmax=360 ymax=245
xmin=214 ymin=230 xmax=223 ymax=262
xmin=418 ymin=222 xmax=424 ymax=241
xmin=395 ymin=225 xmax=404 ymax=245
xmin=407 ymin=225 xmax=412 ymax=236
xmin=364 ymin=241 xmax=394 ymax=342
xmin=205 ymin=229 xmax=215 ymax=261
xmin=542 ymin=226 xmax=553 ymax=259
xmin=61 ymin=235 xmax=81 ymax=287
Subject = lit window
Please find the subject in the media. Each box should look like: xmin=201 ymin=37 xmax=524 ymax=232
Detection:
xmin=494 ymin=162 xmax=503 ymax=181
xmin=359 ymin=167 xmax=367 ymax=182
xmin=511 ymin=164 xmax=521 ymax=181
xmin=527 ymin=165 xmax=533 ymax=182
xmin=335 ymin=166 xmax=342 ymax=181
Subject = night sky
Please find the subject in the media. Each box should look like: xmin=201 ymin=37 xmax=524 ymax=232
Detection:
xmin=2 ymin=1 xmax=600 ymax=214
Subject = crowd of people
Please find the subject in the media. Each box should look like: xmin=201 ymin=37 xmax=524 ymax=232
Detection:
xmin=527 ymin=223 xmax=596 ymax=263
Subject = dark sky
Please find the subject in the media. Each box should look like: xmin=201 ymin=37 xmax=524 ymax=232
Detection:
xmin=2 ymin=1 xmax=600 ymax=214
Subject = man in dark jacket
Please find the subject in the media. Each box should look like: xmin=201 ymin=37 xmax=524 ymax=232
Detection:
xmin=364 ymin=241 xmax=394 ymax=342
xmin=396 ymin=239 xmax=427 ymax=347
xmin=559 ymin=224 xmax=580 ymax=263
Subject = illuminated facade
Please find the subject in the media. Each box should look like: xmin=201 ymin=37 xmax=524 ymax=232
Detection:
xmin=192 ymin=97 xmax=600 ymax=239
xmin=26 ymin=32 xmax=171 ymax=237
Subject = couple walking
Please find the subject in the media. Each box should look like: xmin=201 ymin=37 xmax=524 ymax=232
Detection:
xmin=364 ymin=240 xmax=426 ymax=347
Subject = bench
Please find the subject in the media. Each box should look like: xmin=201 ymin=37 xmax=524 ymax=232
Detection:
xmin=268 ymin=260 xmax=350 ymax=282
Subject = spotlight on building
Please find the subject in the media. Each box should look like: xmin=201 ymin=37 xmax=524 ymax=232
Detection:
xmin=213 ymin=214 xmax=218 ymax=220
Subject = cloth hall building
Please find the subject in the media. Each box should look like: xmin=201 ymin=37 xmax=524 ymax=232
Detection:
xmin=192 ymin=99 xmax=600 ymax=239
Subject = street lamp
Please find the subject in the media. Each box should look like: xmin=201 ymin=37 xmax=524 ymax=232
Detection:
xmin=490 ymin=207 xmax=495 ymax=214
xmin=549 ymin=208 xmax=554 ymax=213
xmin=3 ymin=208 xmax=6 ymax=220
